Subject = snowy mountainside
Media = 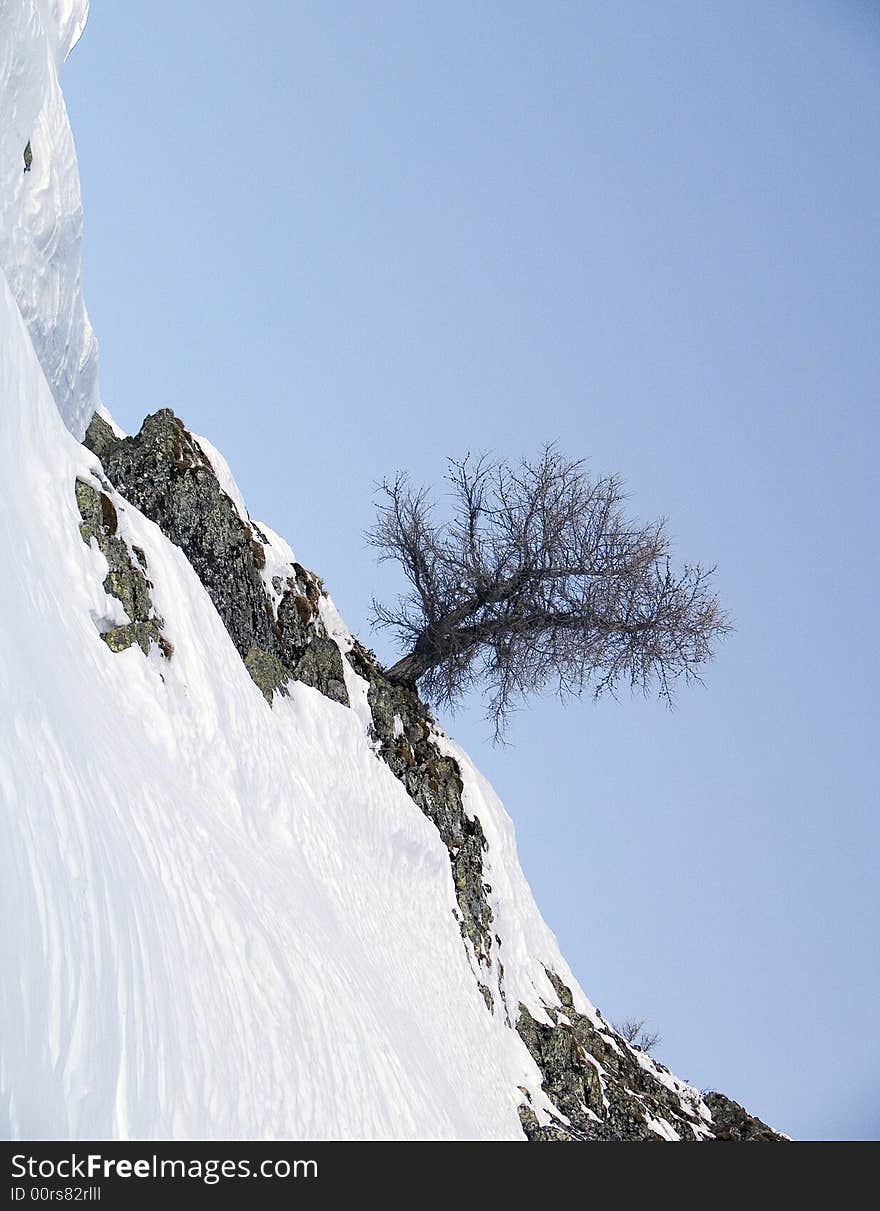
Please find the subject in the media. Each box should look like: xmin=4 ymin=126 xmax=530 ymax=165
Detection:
xmin=0 ymin=272 xmax=534 ymax=1138
xmin=0 ymin=0 xmax=97 ymax=438
xmin=0 ymin=1 xmax=784 ymax=1140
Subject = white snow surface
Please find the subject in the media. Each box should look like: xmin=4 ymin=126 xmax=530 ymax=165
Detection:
xmin=0 ymin=0 xmax=98 ymax=439
xmin=0 ymin=3 xmax=708 ymax=1140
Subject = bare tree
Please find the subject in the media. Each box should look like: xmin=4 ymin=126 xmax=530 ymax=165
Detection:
xmin=369 ymin=445 xmax=729 ymax=738
xmin=614 ymin=1017 xmax=662 ymax=1056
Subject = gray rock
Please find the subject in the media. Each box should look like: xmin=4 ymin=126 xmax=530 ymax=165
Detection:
xmin=83 ymin=413 xmax=118 ymax=463
xmin=74 ymin=479 xmax=171 ymax=659
xmin=703 ymin=1091 xmax=787 ymax=1141
xmin=346 ymin=640 xmax=495 ymax=970
xmin=83 ymin=409 xmax=347 ymax=708
xmin=86 ymin=409 xmax=275 ymax=659
xmin=244 ymin=645 xmax=290 ymax=704
xmin=517 ymin=968 xmax=699 ymax=1140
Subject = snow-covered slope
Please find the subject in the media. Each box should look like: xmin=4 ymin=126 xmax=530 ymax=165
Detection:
xmin=1 ymin=0 xmax=97 ymax=438
xmin=0 ymin=3 xmax=782 ymax=1141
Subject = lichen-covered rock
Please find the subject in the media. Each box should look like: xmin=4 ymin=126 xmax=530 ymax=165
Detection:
xmin=517 ymin=1100 xmax=575 ymax=1142
xmin=275 ymin=574 xmax=348 ymax=704
xmin=516 ymin=968 xmax=718 ymax=1140
xmin=83 ymin=409 xmax=348 ymax=708
xmin=292 ymin=638 xmax=348 ymax=704
xmin=346 ymin=640 xmax=495 ymax=970
xmin=244 ymin=645 xmax=290 ymax=705
xmin=83 ymin=413 xmax=119 ymax=463
xmin=517 ymin=1005 xmax=606 ymax=1133
xmin=703 ymin=1091 xmax=787 ymax=1141
xmin=75 ymin=479 xmax=171 ymax=658
xmin=86 ymin=410 xmax=276 ymax=659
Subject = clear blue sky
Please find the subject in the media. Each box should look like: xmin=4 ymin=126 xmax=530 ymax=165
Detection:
xmin=65 ymin=2 xmax=879 ymax=1139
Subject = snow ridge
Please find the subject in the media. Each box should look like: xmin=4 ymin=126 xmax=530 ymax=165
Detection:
xmin=0 ymin=0 xmax=98 ymax=438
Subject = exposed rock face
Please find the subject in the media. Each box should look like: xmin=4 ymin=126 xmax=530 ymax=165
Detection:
xmin=75 ymin=479 xmax=171 ymax=659
xmin=83 ymin=411 xmax=347 ymax=706
xmin=339 ymin=645 xmax=778 ymax=1143
xmin=85 ymin=411 xmax=275 ymax=657
xmin=243 ymin=645 xmax=291 ymax=704
xmin=518 ymin=969 xmax=712 ymax=1140
xmin=346 ymin=641 xmax=496 ymax=973
xmin=703 ymin=1092 xmax=786 ymax=1141
xmin=272 ymin=566 xmax=348 ymax=705
xmin=81 ymin=407 xmax=786 ymax=1142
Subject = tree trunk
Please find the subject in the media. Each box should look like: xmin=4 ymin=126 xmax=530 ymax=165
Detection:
xmin=383 ymin=649 xmax=436 ymax=686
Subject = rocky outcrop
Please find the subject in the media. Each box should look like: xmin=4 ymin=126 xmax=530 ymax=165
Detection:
xmin=346 ymin=641 xmax=496 ymax=975
xmin=517 ymin=969 xmax=711 ymax=1140
xmin=75 ymin=479 xmax=171 ymax=659
xmin=85 ymin=407 xmax=496 ymax=983
xmin=703 ymin=1092 xmax=787 ymax=1141
xmin=341 ymin=644 xmax=754 ymax=1141
xmin=83 ymin=411 xmax=347 ymax=706
xmin=81 ymin=407 xmax=786 ymax=1141
xmin=272 ymin=564 xmax=348 ymax=705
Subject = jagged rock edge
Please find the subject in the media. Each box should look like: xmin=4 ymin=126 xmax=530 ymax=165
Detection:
xmin=74 ymin=477 xmax=172 ymax=660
